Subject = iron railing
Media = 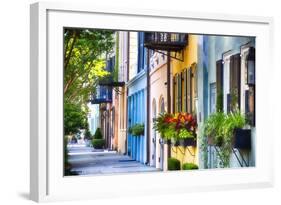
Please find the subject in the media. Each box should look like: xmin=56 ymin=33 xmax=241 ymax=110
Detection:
xmin=144 ymin=32 xmax=188 ymax=51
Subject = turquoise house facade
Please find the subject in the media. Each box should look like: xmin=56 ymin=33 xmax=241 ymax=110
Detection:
xmin=127 ymin=32 xmax=148 ymax=164
xmin=197 ymin=35 xmax=256 ymax=168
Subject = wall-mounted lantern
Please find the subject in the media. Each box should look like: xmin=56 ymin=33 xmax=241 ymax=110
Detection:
xmin=246 ymin=47 xmax=255 ymax=86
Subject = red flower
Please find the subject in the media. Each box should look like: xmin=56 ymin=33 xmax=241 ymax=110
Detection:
xmin=164 ymin=116 xmax=174 ymax=123
xmin=185 ymin=114 xmax=193 ymax=122
xmin=191 ymin=119 xmax=197 ymax=127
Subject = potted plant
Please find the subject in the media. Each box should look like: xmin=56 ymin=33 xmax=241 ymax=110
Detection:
xmin=92 ymin=128 xmax=105 ymax=149
xmin=203 ymin=112 xmax=225 ymax=146
xmin=168 ymin=157 xmax=181 ymax=170
xmin=153 ymin=112 xmax=197 ymax=145
xmin=128 ymin=123 xmax=145 ymax=136
xmin=174 ymin=113 xmax=197 ymax=147
xmin=223 ymin=111 xmax=251 ymax=149
xmin=153 ymin=113 xmax=176 ymax=144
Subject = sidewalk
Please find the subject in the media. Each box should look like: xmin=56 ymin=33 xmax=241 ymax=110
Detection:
xmin=67 ymin=144 xmax=159 ymax=175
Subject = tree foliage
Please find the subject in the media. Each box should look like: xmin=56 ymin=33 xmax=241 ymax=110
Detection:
xmin=64 ymin=28 xmax=115 ymax=105
xmin=63 ymin=28 xmax=115 ymax=136
xmin=64 ymin=102 xmax=88 ymax=135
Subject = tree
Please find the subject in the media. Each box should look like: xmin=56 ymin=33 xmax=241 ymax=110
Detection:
xmin=63 ymin=28 xmax=115 ymax=136
xmin=64 ymin=28 xmax=115 ymax=105
xmin=64 ymin=102 xmax=88 ymax=135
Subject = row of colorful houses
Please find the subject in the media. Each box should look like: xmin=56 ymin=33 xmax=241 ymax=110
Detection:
xmin=88 ymin=31 xmax=256 ymax=170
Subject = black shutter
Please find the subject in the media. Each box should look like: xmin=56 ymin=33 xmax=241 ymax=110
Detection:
xmin=187 ymin=68 xmax=192 ymax=113
xmin=216 ymin=60 xmax=223 ymax=112
xmin=216 ymin=60 xmax=223 ymax=99
xmin=229 ymin=54 xmax=241 ymax=110
xmin=245 ymin=90 xmax=249 ymax=114
xmin=174 ymin=74 xmax=178 ymax=113
xmin=173 ymin=76 xmax=176 ymax=113
xmin=183 ymin=69 xmax=187 ymax=112
xmin=193 ymin=63 xmax=198 ymax=99
xmin=178 ymin=73 xmax=182 ymax=112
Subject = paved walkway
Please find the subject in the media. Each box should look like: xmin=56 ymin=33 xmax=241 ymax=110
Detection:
xmin=67 ymin=144 xmax=159 ymax=175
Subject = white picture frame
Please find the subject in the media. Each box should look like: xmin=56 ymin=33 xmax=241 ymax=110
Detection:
xmin=30 ymin=2 xmax=274 ymax=202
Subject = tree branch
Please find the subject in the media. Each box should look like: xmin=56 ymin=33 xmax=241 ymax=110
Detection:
xmin=64 ymin=30 xmax=79 ymax=71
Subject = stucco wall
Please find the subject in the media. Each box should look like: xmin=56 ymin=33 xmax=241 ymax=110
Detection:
xmin=170 ymin=34 xmax=199 ymax=167
xmin=149 ymin=59 xmax=168 ymax=170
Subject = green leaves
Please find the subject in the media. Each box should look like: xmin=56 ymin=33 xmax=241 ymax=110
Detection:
xmin=203 ymin=110 xmax=246 ymax=168
xmin=203 ymin=111 xmax=225 ymax=143
xmin=64 ymin=102 xmax=88 ymax=135
xmin=63 ymin=28 xmax=115 ymax=137
xmin=178 ymin=129 xmax=193 ymax=139
xmin=128 ymin=123 xmax=145 ymax=136
xmin=63 ymin=28 xmax=115 ymax=105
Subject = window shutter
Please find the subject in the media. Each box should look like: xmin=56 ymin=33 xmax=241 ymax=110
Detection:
xmin=187 ymin=68 xmax=192 ymax=113
xmin=183 ymin=69 xmax=187 ymax=112
xmin=229 ymin=53 xmax=241 ymax=110
xmin=227 ymin=93 xmax=231 ymax=113
xmin=216 ymin=60 xmax=223 ymax=112
xmin=174 ymin=74 xmax=178 ymax=113
xmin=178 ymin=73 xmax=182 ymax=112
xmin=193 ymin=63 xmax=198 ymax=99
xmin=245 ymin=90 xmax=249 ymax=114
xmin=137 ymin=32 xmax=144 ymax=73
xmin=216 ymin=60 xmax=223 ymax=97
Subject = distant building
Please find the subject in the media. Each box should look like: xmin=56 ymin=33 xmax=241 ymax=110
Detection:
xmin=87 ymin=103 xmax=100 ymax=135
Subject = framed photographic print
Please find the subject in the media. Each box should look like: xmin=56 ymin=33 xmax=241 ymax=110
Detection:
xmin=30 ymin=2 xmax=274 ymax=202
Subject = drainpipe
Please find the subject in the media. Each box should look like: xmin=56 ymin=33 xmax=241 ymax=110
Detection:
xmin=167 ymin=51 xmax=171 ymax=158
xmin=125 ymin=32 xmax=130 ymax=155
xmin=146 ymin=48 xmax=151 ymax=165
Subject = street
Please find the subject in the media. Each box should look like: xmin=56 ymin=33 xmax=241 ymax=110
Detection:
xmin=67 ymin=144 xmax=159 ymax=175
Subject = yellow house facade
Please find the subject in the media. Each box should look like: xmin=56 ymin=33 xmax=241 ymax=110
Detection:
xmin=170 ymin=34 xmax=199 ymax=167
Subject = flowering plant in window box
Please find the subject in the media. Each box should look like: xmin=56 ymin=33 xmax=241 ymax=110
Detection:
xmin=174 ymin=113 xmax=197 ymax=147
xmin=153 ymin=112 xmax=197 ymax=145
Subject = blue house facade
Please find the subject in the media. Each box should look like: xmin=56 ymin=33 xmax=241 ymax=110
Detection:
xmin=127 ymin=32 xmax=148 ymax=164
xmin=197 ymin=35 xmax=256 ymax=168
